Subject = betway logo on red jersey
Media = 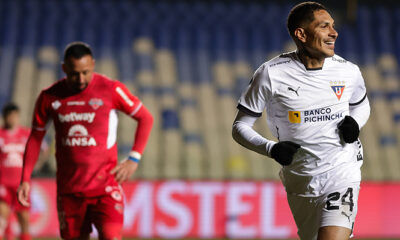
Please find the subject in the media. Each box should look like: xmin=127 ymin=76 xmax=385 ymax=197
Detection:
xmin=2 ymin=143 xmax=25 ymax=153
xmin=3 ymin=152 xmax=23 ymax=167
xmin=58 ymin=112 xmax=96 ymax=123
xmin=2 ymin=143 xmax=25 ymax=167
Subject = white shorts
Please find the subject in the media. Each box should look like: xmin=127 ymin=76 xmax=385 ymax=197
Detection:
xmin=287 ymin=184 xmax=360 ymax=240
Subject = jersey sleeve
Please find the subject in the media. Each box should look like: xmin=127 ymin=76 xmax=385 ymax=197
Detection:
xmin=32 ymin=91 xmax=51 ymax=131
xmin=112 ymin=81 xmax=153 ymax=156
xmin=349 ymin=66 xmax=367 ymax=106
xmin=112 ymin=81 xmax=143 ymax=116
xmin=237 ymin=63 xmax=272 ymax=117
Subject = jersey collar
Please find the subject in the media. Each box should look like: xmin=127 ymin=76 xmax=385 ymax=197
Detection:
xmin=294 ymin=51 xmax=330 ymax=72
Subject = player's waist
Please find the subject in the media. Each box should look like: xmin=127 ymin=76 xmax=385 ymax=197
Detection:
xmin=0 ymin=182 xmax=20 ymax=189
xmin=0 ymin=165 xmax=23 ymax=170
xmin=57 ymin=188 xmax=107 ymax=197
xmin=287 ymin=144 xmax=359 ymax=171
xmin=56 ymin=177 xmax=118 ymax=197
xmin=0 ymin=169 xmax=22 ymax=181
xmin=285 ymin=137 xmax=359 ymax=155
xmin=55 ymin=149 xmax=116 ymax=161
xmin=280 ymin=161 xmax=362 ymax=197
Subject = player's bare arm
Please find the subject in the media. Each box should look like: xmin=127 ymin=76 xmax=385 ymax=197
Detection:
xmin=17 ymin=182 xmax=30 ymax=207
xmin=111 ymin=104 xmax=153 ymax=183
xmin=110 ymin=160 xmax=139 ymax=184
xmin=17 ymin=129 xmax=46 ymax=207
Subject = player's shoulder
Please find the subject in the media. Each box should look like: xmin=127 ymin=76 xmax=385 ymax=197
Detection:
xmin=93 ymin=73 xmax=123 ymax=89
xmin=253 ymin=52 xmax=295 ymax=74
xmin=328 ymin=54 xmax=360 ymax=71
xmin=266 ymin=51 xmax=297 ymax=69
xmin=94 ymin=72 xmax=113 ymax=83
xmin=254 ymin=51 xmax=299 ymax=80
xmin=250 ymin=52 xmax=297 ymax=83
xmin=19 ymin=126 xmax=31 ymax=135
xmin=12 ymin=127 xmax=31 ymax=138
xmin=41 ymin=78 xmax=67 ymax=96
xmin=0 ymin=129 xmax=4 ymax=145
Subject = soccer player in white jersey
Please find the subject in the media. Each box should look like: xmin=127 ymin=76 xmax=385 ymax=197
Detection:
xmin=232 ymin=2 xmax=370 ymax=240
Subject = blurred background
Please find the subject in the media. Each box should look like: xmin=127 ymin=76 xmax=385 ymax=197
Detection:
xmin=0 ymin=0 xmax=400 ymax=239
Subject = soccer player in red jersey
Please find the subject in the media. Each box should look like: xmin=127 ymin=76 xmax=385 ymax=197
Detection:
xmin=0 ymin=103 xmax=32 ymax=240
xmin=17 ymin=42 xmax=154 ymax=240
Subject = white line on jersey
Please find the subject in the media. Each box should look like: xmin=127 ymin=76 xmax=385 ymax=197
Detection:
xmin=116 ymin=87 xmax=134 ymax=107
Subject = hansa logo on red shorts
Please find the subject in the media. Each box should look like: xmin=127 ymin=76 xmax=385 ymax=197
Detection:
xmin=89 ymin=98 xmax=103 ymax=110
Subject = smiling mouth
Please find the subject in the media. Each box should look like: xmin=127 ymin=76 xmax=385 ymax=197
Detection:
xmin=325 ymin=41 xmax=335 ymax=49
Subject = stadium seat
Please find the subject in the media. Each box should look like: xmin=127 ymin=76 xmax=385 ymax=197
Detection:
xmin=374 ymin=7 xmax=394 ymax=57
xmin=356 ymin=5 xmax=376 ymax=65
xmin=213 ymin=61 xmax=250 ymax=179
xmin=155 ymin=48 xmax=182 ymax=179
xmin=161 ymin=105 xmax=182 ymax=179
xmin=12 ymin=2 xmax=39 ymax=125
xmin=0 ymin=1 xmax=18 ymax=108
xmin=179 ymin=83 xmax=204 ymax=179
xmin=96 ymin=18 xmax=120 ymax=80
xmin=132 ymin=38 xmax=161 ymax=179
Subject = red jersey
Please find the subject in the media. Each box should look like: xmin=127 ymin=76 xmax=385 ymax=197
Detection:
xmin=28 ymin=73 xmax=144 ymax=195
xmin=0 ymin=127 xmax=30 ymax=187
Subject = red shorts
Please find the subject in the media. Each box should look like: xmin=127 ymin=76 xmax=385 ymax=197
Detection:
xmin=0 ymin=184 xmax=29 ymax=212
xmin=57 ymin=186 xmax=124 ymax=240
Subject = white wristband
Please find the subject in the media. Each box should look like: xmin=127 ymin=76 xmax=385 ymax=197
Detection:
xmin=129 ymin=151 xmax=142 ymax=160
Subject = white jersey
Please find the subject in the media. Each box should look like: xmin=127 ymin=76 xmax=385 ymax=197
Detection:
xmin=238 ymin=51 xmax=367 ymax=196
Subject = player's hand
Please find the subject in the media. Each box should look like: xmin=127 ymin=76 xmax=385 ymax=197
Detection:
xmin=338 ymin=115 xmax=359 ymax=143
xmin=17 ymin=182 xmax=31 ymax=207
xmin=110 ymin=159 xmax=139 ymax=183
xmin=270 ymin=141 xmax=300 ymax=166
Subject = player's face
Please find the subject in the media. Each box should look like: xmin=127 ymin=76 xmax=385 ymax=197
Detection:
xmin=4 ymin=111 xmax=19 ymax=129
xmin=62 ymin=55 xmax=95 ymax=92
xmin=302 ymin=10 xmax=338 ymax=58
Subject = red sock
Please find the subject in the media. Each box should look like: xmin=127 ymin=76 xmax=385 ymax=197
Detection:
xmin=19 ymin=233 xmax=31 ymax=240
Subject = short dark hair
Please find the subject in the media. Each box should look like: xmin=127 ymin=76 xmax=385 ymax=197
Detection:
xmin=287 ymin=2 xmax=327 ymax=39
xmin=63 ymin=41 xmax=93 ymax=61
xmin=2 ymin=102 xmax=19 ymax=118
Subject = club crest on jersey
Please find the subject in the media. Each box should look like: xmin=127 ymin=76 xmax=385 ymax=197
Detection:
xmin=330 ymin=81 xmax=346 ymax=100
xmin=89 ymin=98 xmax=103 ymax=110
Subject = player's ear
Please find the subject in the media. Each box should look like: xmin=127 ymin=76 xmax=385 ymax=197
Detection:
xmin=294 ymin=28 xmax=306 ymax=43
xmin=61 ymin=62 xmax=67 ymax=74
xmin=88 ymin=58 xmax=95 ymax=72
